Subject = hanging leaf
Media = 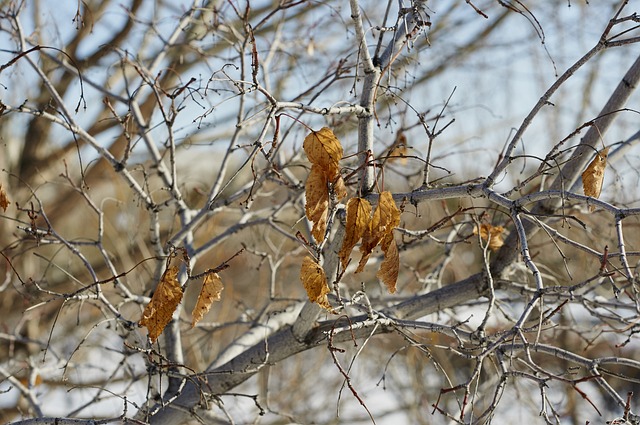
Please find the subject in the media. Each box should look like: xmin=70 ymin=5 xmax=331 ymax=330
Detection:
xmin=303 ymin=127 xmax=345 ymax=242
xmin=582 ymin=147 xmax=609 ymax=211
xmin=305 ymin=165 xmax=330 ymax=242
xmin=376 ymin=233 xmax=399 ymax=293
xmin=339 ymin=198 xmax=372 ymax=269
xmin=0 ymin=184 xmax=9 ymax=212
xmin=356 ymin=191 xmax=401 ymax=273
xmin=300 ymin=255 xmax=331 ymax=309
xmin=139 ymin=266 xmax=183 ymax=343
xmin=474 ymin=223 xmax=505 ymax=251
xmin=303 ymin=127 xmax=343 ymax=178
xmin=191 ymin=272 xmax=224 ymax=328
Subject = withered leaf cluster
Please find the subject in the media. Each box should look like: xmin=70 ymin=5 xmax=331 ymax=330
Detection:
xmin=139 ymin=266 xmax=225 ymax=342
xmin=303 ymin=127 xmax=347 ymax=242
xmin=347 ymin=192 xmax=401 ymax=293
xmin=300 ymin=129 xmax=401 ymax=308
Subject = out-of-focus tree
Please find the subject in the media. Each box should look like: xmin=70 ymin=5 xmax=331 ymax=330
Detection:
xmin=1 ymin=1 xmax=640 ymax=424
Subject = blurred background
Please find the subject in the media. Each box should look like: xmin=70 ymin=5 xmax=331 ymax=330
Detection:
xmin=1 ymin=1 xmax=640 ymax=423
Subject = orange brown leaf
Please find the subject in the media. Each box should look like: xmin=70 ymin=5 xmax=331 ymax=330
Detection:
xmin=191 ymin=272 xmax=224 ymax=328
xmin=0 ymin=184 xmax=9 ymax=212
xmin=303 ymin=127 xmax=346 ymax=242
xmin=139 ymin=266 xmax=183 ymax=342
xmin=474 ymin=223 xmax=505 ymax=251
xmin=356 ymin=191 xmax=400 ymax=272
xmin=303 ymin=127 xmax=343 ymax=178
xmin=582 ymin=147 xmax=609 ymax=211
xmin=339 ymin=197 xmax=372 ymax=269
xmin=305 ymin=165 xmax=329 ymax=242
xmin=376 ymin=233 xmax=399 ymax=293
xmin=300 ymin=255 xmax=331 ymax=309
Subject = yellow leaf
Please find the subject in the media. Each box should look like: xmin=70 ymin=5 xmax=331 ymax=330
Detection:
xmin=376 ymin=233 xmax=399 ymax=293
xmin=474 ymin=223 xmax=505 ymax=251
xmin=305 ymin=165 xmax=329 ymax=242
xmin=300 ymin=255 xmax=331 ymax=309
xmin=139 ymin=266 xmax=183 ymax=343
xmin=191 ymin=272 xmax=224 ymax=328
xmin=339 ymin=198 xmax=372 ymax=269
xmin=303 ymin=127 xmax=343 ymax=178
xmin=0 ymin=184 xmax=9 ymax=212
xmin=356 ymin=191 xmax=400 ymax=272
xmin=582 ymin=147 xmax=609 ymax=211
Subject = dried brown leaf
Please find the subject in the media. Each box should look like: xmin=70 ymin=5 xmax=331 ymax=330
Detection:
xmin=139 ymin=266 xmax=183 ymax=342
xmin=474 ymin=224 xmax=505 ymax=251
xmin=339 ymin=198 xmax=372 ymax=269
xmin=305 ymin=165 xmax=329 ymax=242
xmin=0 ymin=184 xmax=9 ymax=212
xmin=356 ymin=191 xmax=400 ymax=272
xmin=300 ymin=256 xmax=331 ymax=309
xmin=191 ymin=272 xmax=224 ymax=328
xmin=303 ymin=127 xmax=343 ymax=178
xmin=582 ymin=147 xmax=609 ymax=211
xmin=376 ymin=233 xmax=399 ymax=293
xmin=302 ymin=127 xmax=346 ymax=242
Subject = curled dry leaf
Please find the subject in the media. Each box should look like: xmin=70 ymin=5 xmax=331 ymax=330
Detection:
xmin=139 ymin=266 xmax=183 ymax=343
xmin=305 ymin=165 xmax=330 ymax=242
xmin=474 ymin=223 xmax=505 ymax=251
xmin=339 ymin=197 xmax=372 ymax=269
xmin=376 ymin=233 xmax=399 ymax=293
xmin=582 ymin=147 xmax=609 ymax=211
xmin=191 ymin=272 xmax=224 ymax=328
xmin=357 ymin=191 xmax=400 ymax=273
xmin=0 ymin=184 xmax=9 ymax=212
xmin=300 ymin=255 xmax=331 ymax=309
